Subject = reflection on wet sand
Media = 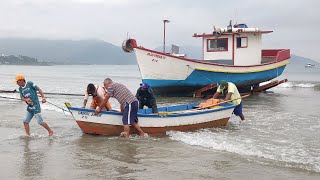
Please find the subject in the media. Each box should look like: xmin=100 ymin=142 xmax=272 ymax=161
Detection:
xmin=71 ymin=134 xmax=143 ymax=178
xmin=20 ymin=138 xmax=45 ymax=179
xmin=18 ymin=136 xmax=54 ymax=179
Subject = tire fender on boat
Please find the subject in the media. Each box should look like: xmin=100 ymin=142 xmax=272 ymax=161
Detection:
xmin=122 ymin=39 xmax=134 ymax=53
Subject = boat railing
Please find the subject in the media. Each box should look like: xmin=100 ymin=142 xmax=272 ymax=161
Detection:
xmin=261 ymin=49 xmax=290 ymax=64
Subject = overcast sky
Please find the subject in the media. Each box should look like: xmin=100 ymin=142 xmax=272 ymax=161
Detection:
xmin=0 ymin=0 xmax=319 ymax=61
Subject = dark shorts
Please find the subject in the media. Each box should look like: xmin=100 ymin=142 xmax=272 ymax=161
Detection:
xmin=122 ymin=101 xmax=138 ymax=125
xmin=233 ymin=102 xmax=243 ymax=116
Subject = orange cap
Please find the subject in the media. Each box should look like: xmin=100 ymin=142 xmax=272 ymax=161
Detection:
xmin=15 ymin=74 xmax=25 ymax=81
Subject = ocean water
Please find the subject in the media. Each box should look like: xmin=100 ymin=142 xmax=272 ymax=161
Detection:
xmin=0 ymin=64 xmax=320 ymax=179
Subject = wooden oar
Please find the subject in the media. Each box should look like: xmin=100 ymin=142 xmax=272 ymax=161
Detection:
xmin=158 ymin=94 xmax=251 ymax=115
xmin=195 ymin=94 xmax=251 ymax=110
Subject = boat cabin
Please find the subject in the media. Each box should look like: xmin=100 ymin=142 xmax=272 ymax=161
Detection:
xmin=193 ymin=23 xmax=273 ymax=66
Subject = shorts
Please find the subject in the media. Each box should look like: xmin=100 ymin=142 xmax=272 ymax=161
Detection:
xmin=233 ymin=102 xmax=243 ymax=116
xmin=122 ymin=101 xmax=138 ymax=125
xmin=24 ymin=111 xmax=44 ymax=125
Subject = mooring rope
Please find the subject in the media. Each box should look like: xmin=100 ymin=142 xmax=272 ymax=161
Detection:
xmin=0 ymin=89 xmax=83 ymax=96
xmin=0 ymin=95 xmax=70 ymax=114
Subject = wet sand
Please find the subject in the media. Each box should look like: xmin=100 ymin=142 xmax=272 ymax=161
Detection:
xmin=0 ymin=65 xmax=320 ymax=179
xmin=0 ymin=101 xmax=319 ymax=179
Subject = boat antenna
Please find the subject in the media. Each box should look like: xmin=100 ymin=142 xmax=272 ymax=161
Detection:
xmin=233 ymin=8 xmax=238 ymax=24
xmin=227 ymin=20 xmax=233 ymax=32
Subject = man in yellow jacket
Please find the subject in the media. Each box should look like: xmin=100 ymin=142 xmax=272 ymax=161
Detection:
xmin=213 ymin=80 xmax=245 ymax=120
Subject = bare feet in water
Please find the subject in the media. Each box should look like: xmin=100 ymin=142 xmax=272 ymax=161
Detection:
xmin=120 ymin=132 xmax=129 ymax=138
xmin=120 ymin=132 xmax=148 ymax=138
xmin=49 ymin=130 xmax=53 ymax=136
xmin=139 ymin=132 xmax=148 ymax=138
xmin=142 ymin=133 xmax=149 ymax=137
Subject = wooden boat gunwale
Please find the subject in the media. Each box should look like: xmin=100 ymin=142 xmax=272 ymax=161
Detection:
xmin=67 ymin=102 xmax=236 ymax=118
xmin=65 ymin=102 xmax=236 ymax=135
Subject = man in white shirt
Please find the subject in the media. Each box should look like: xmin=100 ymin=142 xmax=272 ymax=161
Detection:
xmin=83 ymin=83 xmax=112 ymax=110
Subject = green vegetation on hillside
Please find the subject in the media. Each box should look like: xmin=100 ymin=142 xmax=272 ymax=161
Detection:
xmin=0 ymin=54 xmax=49 ymax=65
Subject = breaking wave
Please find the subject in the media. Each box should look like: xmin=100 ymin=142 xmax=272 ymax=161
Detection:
xmin=277 ymin=82 xmax=318 ymax=88
xmin=167 ymin=129 xmax=320 ymax=173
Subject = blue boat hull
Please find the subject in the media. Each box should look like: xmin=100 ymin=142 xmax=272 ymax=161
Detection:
xmin=143 ymin=65 xmax=286 ymax=96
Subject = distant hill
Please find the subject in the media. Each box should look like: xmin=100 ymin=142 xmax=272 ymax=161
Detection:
xmin=0 ymin=38 xmax=135 ymax=65
xmin=290 ymin=55 xmax=319 ymax=65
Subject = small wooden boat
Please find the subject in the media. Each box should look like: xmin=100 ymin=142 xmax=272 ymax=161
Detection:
xmin=65 ymin=102 xmax=236 ymax=136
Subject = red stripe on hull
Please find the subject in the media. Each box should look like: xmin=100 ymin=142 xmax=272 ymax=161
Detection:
xmin=131 ymin=39 xmax=290 ymax=67
xmin=76 ymin=117 xmax=230 ymax=136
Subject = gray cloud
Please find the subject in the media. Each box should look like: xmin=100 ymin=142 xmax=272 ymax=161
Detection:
xmin=0 ymin=0 xmax=319 ymax=61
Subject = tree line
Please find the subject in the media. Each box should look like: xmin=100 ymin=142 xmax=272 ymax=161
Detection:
xmin=0 ymin=55 xmax=49 ymax=65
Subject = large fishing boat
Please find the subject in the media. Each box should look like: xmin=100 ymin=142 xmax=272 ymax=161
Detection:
xmin=122 ymin=22 xmax=290 ymax=96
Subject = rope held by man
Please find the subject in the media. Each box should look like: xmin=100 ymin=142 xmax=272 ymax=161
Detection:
xmin=0 ymin=95 xmax=69 ymax=113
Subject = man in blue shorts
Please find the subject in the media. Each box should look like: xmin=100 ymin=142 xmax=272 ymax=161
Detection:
xmin=16 ymin=74 xmax=53 ymax=136
xmin=213 ymin=80 xmax=245 ymax=120
xmin=95 ymin=78 xmax=146 ymax=138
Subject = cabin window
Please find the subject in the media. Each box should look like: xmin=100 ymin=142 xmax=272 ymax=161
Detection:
xmin=236 ymin=37 xmax=248 ymax=48
xmin=207 ymin=38 xmax=228 ymax=52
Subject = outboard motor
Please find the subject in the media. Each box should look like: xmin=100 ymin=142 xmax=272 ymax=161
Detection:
xmin=122 ymin=39 xmax=134 ymax=53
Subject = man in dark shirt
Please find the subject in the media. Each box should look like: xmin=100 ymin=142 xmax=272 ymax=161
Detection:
xmin=136 ymin=83 xmax=158 ymax=113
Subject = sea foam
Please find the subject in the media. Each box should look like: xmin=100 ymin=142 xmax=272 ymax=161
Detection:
xmin=167 ymin=129 xmax=320 ymax=173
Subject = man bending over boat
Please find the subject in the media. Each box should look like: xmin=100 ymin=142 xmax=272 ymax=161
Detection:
xmin=136 ymin=83 xmax=158 ymax=113
xmin=213 ymin=80 xmax=245 ymax=120
xmin=95 ymin=78 xmax=146 ymax=138
xmin=16 ymin=74 xmax=53 ymax=136
xmin=82 ymin=83 xmax=112 ymax=111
